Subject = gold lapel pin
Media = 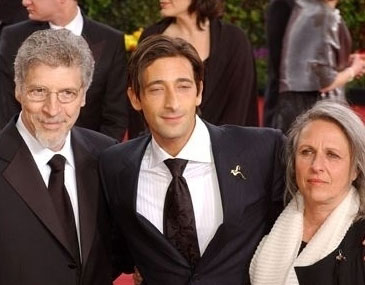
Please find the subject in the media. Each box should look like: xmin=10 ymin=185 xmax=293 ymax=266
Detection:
xmin=230 ymin=165 xmax=246 ymax=180
xmin=335 ymin=249 xmax=346 ymax=261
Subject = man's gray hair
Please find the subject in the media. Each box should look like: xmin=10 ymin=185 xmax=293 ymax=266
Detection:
xmin=14 ymin=29 xmax=94 ymax=91
xmin=286 ymin=100 xmax=365 ymax=219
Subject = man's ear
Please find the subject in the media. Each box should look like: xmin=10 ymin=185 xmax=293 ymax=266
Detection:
xmin=127 ymin=87 xmax=142 ymax=111
xmin=15 ymin=87 xmax=22 ymax=104
xmin=80 ymin=92 xmax=86 ymax=107
xmin=196 ymin=81 xmax=203 ymax=107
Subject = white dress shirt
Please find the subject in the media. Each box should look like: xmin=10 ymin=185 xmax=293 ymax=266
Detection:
xmin=136 ymin=116 xmax=223 ymax=254
xmin=49 ymin=6 xmax=83 ymax=36
xmin=16 ymin=114 xmax=80 ymax=246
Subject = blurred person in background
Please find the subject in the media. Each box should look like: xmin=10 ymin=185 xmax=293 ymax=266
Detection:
xmin=271 ymin=0 xmax=365 ymax=134
xmin=263 ymin=0 xmax=294 ymax=128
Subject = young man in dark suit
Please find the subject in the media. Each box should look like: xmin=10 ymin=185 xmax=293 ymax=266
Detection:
xmin=0 ymin=0 xmax=128 ymax=141
xmin=0 ymin=29 xmax=132 ymax=285
xmin=100 ymin=35 xmax=285 ymax=284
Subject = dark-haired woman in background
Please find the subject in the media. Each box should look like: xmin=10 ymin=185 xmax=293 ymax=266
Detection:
xmin=128 ymin=0 xmax=258 ymax=138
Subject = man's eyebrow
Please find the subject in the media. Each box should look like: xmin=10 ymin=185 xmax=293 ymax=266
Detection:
xmin=145 ymin=78 xmax=194 ymax=88
xmin=145 ymin=80 xmax=164 ymax=88
xmin=176 ymin=78 xmax=194 ymax=84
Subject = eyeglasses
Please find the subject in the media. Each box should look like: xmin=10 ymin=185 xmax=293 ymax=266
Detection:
xmin=25 ymin=86 xmax=82 ymax=103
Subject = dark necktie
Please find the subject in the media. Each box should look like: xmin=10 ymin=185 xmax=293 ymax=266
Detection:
xmin=48 ymin=154 xmax=80 ymax=264
xmin=163 ymin=158 xmax=200 ymax=266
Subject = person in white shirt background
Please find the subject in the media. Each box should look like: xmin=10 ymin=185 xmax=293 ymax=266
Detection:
xmin=0 ymin=0 xmax=129 ymax=140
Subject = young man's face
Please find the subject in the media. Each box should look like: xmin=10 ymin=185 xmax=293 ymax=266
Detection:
xmin=129 ymin=56 xmax=202 ymax=156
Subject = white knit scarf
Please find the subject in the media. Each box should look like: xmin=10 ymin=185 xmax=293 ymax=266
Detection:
xmin=249 ymin=186 xmax=359 ymax=285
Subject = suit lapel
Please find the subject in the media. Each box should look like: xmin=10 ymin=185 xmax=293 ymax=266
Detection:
xmin=125 ymin=125 xmax=250 ymax=267
xmin=136 ymin=212 xmax=189 ymax=266
xmin=208 ymin=123 xmax=249 ymax=222
xmin=71 ymin=129 xmax=99 ymax=268
xmin=1 ymin=121 xmax=75 ymax=258
xmin=198 ymin=123 xmax=250 ymax=266
xmin=119 ymin=135 xmax=151 ymax=215
xmin=81 ymin=17 xmax=104 ymax=63
xmin=124 ymin=136 xmax=189 ymax=266
xmin=129 ymin=126 xmax=249 ymax=267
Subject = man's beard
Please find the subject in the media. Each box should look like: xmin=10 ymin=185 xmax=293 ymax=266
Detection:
xmin=33 ymin=114 xmax=68 ymax=151
xmin=35 ymin=130 xmax=67 ymax=151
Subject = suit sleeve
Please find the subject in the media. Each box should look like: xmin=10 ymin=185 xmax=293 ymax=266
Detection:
xmin=99 ymin=32 xmax=129 ymax=141
xmin=201 ymin=21 xmax=258 ymax=127
xmin=99 ymin=153 xmax=135 ymax=277
xmin=267 ymin=131 xmax=286 ymax=232
xmin=0 ymin=26 xmax=21 ymax=128
xmin=222 ymin=28 xmax=258 ymax=126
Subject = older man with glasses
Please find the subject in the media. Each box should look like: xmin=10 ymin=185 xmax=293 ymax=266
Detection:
xmin=0 ymin=29 xmax=133 ymax=285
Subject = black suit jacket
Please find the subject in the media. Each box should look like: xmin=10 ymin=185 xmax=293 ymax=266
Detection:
xmin=100 ymin=122 xmax=285 ymax=284
xmin=0 ymin=117 xmax=118 ymax=285
xmin=0 ymin=0 xmax=27 ymax=36
xmin=295 ymin=220 xmax=365 ymax=285
xmin=0 ymin=16 xmax=128 ymax=140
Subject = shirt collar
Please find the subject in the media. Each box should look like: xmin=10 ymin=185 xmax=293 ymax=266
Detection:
xmin=16 ymin=112 xmax=75 ymax=169
xmin=49 ymin=6 xmax=83 ymax=36
xmin=149 ymin=116 xmax=212 ymax=168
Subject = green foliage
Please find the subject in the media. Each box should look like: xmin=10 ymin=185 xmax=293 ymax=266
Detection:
xmin=339 ymin=0 xmax=365 ymax=50
xmin=79 ymin=0 xmax=365 ymax=89
xmin=338 ymin=0 xmax=365 ymax=88
xmin=255 ymin=58 xmax=268 ymax=93
xmin=79 ymin=0 xmax=364 ymax=50
xmin=347 ymin=74 xmax=365 ymax=88
xmin=224 ymin=0 xmax=267 ymax=47
xmin=79 ymin=0 xmax=160 ymax=33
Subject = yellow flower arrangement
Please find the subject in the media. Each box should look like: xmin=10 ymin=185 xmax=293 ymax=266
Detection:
xmin=124 ymin=28 xmax=143 ymax=52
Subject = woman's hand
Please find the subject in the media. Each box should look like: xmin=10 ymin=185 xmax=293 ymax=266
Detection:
xmin=133 ymin=267 xmax=143 ymax=285
xmin=320 ymin=53 xmax=365 ymax=93
xmin=349 ymin=53 xmax=365 ymax=78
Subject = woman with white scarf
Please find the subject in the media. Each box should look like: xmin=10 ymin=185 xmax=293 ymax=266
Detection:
xmin=250 ymin=100 xmax=365 ymax=285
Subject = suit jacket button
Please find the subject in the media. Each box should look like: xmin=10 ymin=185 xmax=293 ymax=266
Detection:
xmin=191 ymin=273 xmax=200 ymax=281
xmin=68 ymin=264 xmax=77 ymax=269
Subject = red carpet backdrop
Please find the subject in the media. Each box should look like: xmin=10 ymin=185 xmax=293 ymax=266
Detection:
xmin=114 ymin=274 xmax=133 ymax=285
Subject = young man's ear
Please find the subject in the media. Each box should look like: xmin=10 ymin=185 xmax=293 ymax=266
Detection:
xmin=127 ymin=87 xmax=142 ymax=111
xmin=196 ymin=81 xmax=203 ymax=106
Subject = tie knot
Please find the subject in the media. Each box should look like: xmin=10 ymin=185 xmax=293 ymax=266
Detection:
xmin=48 ymin=154 xmax=66 ymax=172
xmin=164 ymin=158 xmax=188 ymax=177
